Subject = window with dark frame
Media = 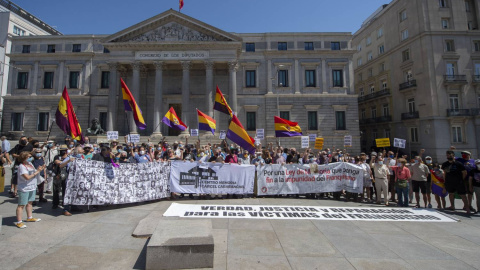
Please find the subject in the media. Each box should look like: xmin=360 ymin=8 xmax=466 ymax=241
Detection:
xmin=280 ymin=111 xmax=290 ymax=121
xmin=72 ymin=44 xmax=81 ymax=52
xmin=335 ymin=111 xmax=346 ymax=130
xmin=278 ymin=42 xmax=287 ymax=51
xmin=103 ymin=47 xmax=110 ymax=53
xmin=37 ymin=112 xmax=49 ymax=131
xmin=304 ymin=42 xmax=314 ymax=50
xmin=22 ymin=45 xmax=30 ymax=53
xmin=246 ymin=112 xmax=256 ymax=131
xmin=11 ymin=112 xmax=24 ymax=131
xmin=17 ymin=72 xmax=28 ymax=89
xmin=305 ymin=70 xmax=316 ymax=87
xmin=47 ymin=44 xmax=55 ymax=53
xmin=246 ymin=43 xmax=255 ymax=52
xmin=69 ymin=71 xmax=80 ymax=89
xmin=43 ymin=72 xmax=54 ymax=89
xmin=331 ymin=42 xmax=341 ymax=50
xmin=101 ymin=71 xmax=110 ymax=88
xmin=308 ymin=111 xmax=318 ymax=130
xmin=246 ymin=70 xmax=256 ymax=88
xmin=278 ymin=70 xmax=288 ymax=87
xmin=99 ymin=112 xmax=108 ymax=131
xmin=332 ymin=70 xmax=343 ymax=87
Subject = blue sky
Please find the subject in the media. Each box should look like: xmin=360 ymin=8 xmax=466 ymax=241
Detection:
xmin=14 ymin=0 xmax=389 ymax=35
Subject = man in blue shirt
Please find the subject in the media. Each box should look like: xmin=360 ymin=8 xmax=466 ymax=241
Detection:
xmin=1 ymin=136 xmax=11 ymax=153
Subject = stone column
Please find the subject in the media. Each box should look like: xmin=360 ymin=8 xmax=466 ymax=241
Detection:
xmin=57 ymin=61 xmax=64 ymax=95
xmin=180 ymin=61 xmax=191 ymax=135
xmin=228 ymin=60 xmax=238 ymax=113
xmin=204 ymin=61 xmax=214 ymax=116
xmin=6 ymin=61 xmax=15 ymax=95
xmin=294 ymin=59 xmax=300 ymax=94
xmin=322 ymin=59 xmax=328 ymax=94
xmin=106 ymin=62 xmax=118 ymax=132
xmin=130 ymin=61 xmax=142 ymax=134
xmin=152 ymin=61 xmax=164 ymax=137
xmin=31 ymin=61 xmax=39 ymax=95
xmin=267 ymin=59 xmax=273 ymax=94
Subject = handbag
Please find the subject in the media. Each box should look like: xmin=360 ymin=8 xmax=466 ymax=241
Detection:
xmin=395 ymin=179 xmax=408 ymax=189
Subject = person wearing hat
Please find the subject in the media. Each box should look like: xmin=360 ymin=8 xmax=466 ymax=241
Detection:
xmin=110 ymin=139 xmax=120 ymax=155
xmin=52 ymin=144 xmax=75 ymax=216
xmin=32 ymin=148 xmax=47 ymax=204
xmin=468 ymin=159 xmax=480 ymax=213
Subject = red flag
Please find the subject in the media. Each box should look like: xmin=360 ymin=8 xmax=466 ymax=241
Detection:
xmin=179 ymin=0 xmax=184 ymax=11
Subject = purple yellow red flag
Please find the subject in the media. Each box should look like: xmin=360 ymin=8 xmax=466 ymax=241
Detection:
xmin=197 ymin=109 xmax=216 ymax=135
xmin=213 ymin=86 xmax=233 ymax=117
xmin=55 ymin=86 xmax=83 ymax=141
xmin=274 ymin=116 xmax=302 ymax=137
xmin=431 ymin=169 xmax=448 ymax=197
xmin=121 ymin=78 xmax=146 ymax=130
xmin=162 ymin=107 xmax=187 ymax=131
xmin=226 ymin=115 xmax=256 ymax=155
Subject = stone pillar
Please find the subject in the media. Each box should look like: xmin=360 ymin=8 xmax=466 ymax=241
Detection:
xmin=267 ymin=59 xmax=273 ymax=94
xmin=57 ymin=61 xmax=65 ymax=95
xmin=130 ymin=61 xmax=142 ymax=134
xmin=205 ymin=61 xmax=214 ymax=116
xmin=152 ymin=61 xmax=164 ymax=137
xmin=106 ymin=62 xmax=118 ymax=132
xmin=181 ymin=61 xmax=191 ymax=135
xmin=31 ymin=61 xmax=39 ymax=95
xmin=228 ymin=60 xmax=238 ymax=113
xmin=6 ymin=61 xmax=15 ymax=95
xmin=294 ymin=59 xmax=300 ymax=94
xmin=322 ymin=59 xmax=328 ymax=94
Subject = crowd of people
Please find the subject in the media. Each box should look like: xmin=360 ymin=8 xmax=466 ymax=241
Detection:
xmin=1 ymin=134 xmax=479 ymax=229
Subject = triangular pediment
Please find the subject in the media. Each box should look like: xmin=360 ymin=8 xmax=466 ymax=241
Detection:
xmin=102 ymin=9 xmax=241 ymax=43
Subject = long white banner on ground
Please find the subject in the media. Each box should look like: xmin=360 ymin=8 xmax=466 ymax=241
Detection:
xmin=169 ymin=161 xmax=255 ymax=194
xmin=163 ymin=203 xmax=457 ymax=222
xmin=257 ymin=163 xmax=363 ymax=195
xmin=64 ymin=159 xmax=171 ymax=205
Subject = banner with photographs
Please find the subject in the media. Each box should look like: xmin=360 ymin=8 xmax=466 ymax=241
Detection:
xmin=257 ymin=162 xmax=363 ymax=195
xmin=169 ymin=161 xmax=255 ymax=194
xmin=64 ymin=159 xmax=171 ymax=205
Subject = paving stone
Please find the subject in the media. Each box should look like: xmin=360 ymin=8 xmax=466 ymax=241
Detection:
xmin=322 ymin=233 xmax=399 ymax=259
xmin=228 ymin=219 xmax=273 ymax=231
xmin=347 ymin=258 xmax=414 ymax=270
xmin=275 ymin=228 xmax=337 ymax=257
xmin=287 ymin=257 xmax=355 ymax=270
xmin=407 ymin=259 xmax=476 ymax=270
xmin=227 ymin=254 xmax=291 ymax=270
xmin=228 ymin=229 xmax=284 ymax=256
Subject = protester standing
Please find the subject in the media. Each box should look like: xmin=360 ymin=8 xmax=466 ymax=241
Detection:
xmin=442 ymin=150 xmax=471 ymax=214
xmin=469 ymin=159 xmax=480 ymax=214
xmin=390 ymin=158 xmax=411 ymax=207
xmin=370 ymin=156 xmax=390 ymax=205
xmin=409 ymin=156 xmax=430 ymax=208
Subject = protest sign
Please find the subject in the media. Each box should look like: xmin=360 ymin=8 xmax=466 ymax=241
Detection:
xmin=309 ymin=134 xmax=317 ymax=142
xmin=163 ymin=203 xmax=456 ymax=222
xmin=107 ymin=131 xmax=118 ymax=140
xmin=191 ymin=129 xmax=199 ymax=137
xmin=257 ymin=162 xmax=363 ymax=195
xmin=375 ymin=138 xmax=390 ymax=147
xmin=219 ymin=130 xmax=226 ymax=139
xmin=314 ymin=137 xmax=324 ymax=149
xmin=127 ymin=134 xmax=140 ymax=143
xmin=344 ymin=135 xmax=352 ymax=147
xmin=169 ymin=161 xmax=255 ymax=194
xmin=64 ymin=159 xmax=170 ymax=205
xmin=256 ymin=129 xmax=264 ymax=140
xmin=394 ymin=138 xmax=406 ymax=148
xmin=301 ymin=136 xmax=309 ymax=148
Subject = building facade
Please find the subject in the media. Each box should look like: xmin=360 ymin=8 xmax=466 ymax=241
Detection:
xmin=353 ymin=0 xmax=480 ymax=160
xmin=3 ymin=9 xmax=360 ymax=152
xmin=0 ymin=0 xmax=61 ymax=129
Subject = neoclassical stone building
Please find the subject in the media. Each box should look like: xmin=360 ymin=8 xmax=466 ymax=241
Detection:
xmin=4 ymin=9 xmax=359 ymax=151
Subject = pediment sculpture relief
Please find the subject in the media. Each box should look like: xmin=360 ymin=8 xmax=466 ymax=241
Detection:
xmin=128 ymin=22 xmax=218 ymax=42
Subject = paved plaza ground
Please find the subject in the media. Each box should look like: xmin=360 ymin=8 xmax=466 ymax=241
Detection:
xmin=1 ymin=169 xmax=480 ymax=270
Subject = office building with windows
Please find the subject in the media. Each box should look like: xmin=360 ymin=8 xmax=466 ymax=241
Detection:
xmin=3 ymin=9 xmax=359 ymax=150
xmin=353 ymin=0 xmax=480 ymax=160
xmin=0 ymin=0 xmax=61 ymax=131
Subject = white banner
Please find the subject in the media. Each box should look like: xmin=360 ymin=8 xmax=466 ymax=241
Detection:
xmin=191 ymin=129 xmax=199 ymax=137
xmin=257 ymin=163 xmax=363 ymax=195
xmin=163 ymin=203 xmax=457 ymax=222
xmin=64 ymin=159 xmax=170 ymax=205
xmin=301 ymin=136 xmax=309 ymax=148
xmin=219 ymin=130 xmax=226 ymax=140
xmin=394 ymin=138 xmax=406 ymax=148
xmin=256 ymin=129 xmax=264 ymax=139
xmin=309 ymin=134 xmax=317 ymax=142
xmin=107 ymin=131 xmax=118 ymax=140
xmin=169 ymin=161 xmax=255 ymax=194
xmin=127 ymin=134 xmax=141 ymax=143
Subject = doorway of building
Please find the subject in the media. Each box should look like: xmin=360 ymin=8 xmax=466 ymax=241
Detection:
xmin=168 ymin=103 xmax=182 ymax=136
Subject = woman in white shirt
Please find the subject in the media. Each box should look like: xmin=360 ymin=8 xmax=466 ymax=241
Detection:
xmin=14 ymin=151 xmax=45 ymax=229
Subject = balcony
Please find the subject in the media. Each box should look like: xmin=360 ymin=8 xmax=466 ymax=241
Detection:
xmin=443 ymin=75 xmax=467 ymax=83
xmin=375 ymin=115 xmax=392 ymax=123
xmin=447 ymin=109 xmax=470 ymax=117
xmin=358 ymin=88 xmax=391 ymax=103
xmin=401 ymin=111 xmax=419 ymax=120
xmin=399 ymin=80 xmax=416 ymax=91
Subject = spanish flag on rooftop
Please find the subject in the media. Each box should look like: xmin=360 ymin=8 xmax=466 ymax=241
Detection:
xmin=121 ymin=78 xmax=146 ymax=130
xmin=163 ymin=107 xmax=187 ymax=131
xmin=227 ymin=115 xmax=256 ymax=155
xmin=213 ymin=86 xmax=233 ymax=117
xmin=274 ymin=116 xmax=302 ymax=137
xmin=197 ymin=109 xmax=216 ymax=135
xmin=55 ymin=86 xmax=83 ymax=141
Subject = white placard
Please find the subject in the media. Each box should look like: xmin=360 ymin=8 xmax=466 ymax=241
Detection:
xmin=344 ymin=135 xmax=352 ymax=147
xmin=127 ymin=134 xmax=140 ymax=143
xmin=191 ymin=129 xmax=199 ymax=137
xmin=107 ymin=131 xmax=118 ymax=140
xmin=301 ymin=136 xmax=309 ymax=148
xmin=309 ymin=134 xmax=317 ymax=142
xmin=256 ymin=129 xmax=265 ymax=140
xmin=219 ymin=130 xmax=226 ymax=140
xmin=394 ymin=138 xmax=407 ymax=149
